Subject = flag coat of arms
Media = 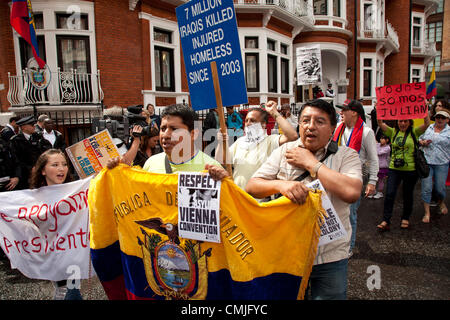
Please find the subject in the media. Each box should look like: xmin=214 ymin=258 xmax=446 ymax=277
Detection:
xmin=89 ymin=165 xmax=324 ymax=300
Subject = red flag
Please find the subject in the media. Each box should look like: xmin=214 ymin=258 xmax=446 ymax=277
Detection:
xmin=10 ymin=0 xmax=46 ymax=69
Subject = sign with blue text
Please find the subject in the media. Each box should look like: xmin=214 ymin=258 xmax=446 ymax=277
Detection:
xmin=176 ymin=0 xmax=248 ymax=111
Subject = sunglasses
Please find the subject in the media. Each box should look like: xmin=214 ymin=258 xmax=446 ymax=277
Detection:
xmin=435 ymin=115 xmax=448 ymax=120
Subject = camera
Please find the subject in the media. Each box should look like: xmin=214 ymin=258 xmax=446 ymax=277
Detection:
xmin=394 ymin=158 xmax=405 ymax=168
xmin=125 ymin=105 xmax=151 ymax=138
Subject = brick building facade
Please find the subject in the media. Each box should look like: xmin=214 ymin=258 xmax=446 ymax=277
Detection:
xmin=0 ymin=0 xmax=441 ymax=136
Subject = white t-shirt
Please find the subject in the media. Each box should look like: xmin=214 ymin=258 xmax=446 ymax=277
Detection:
xmin=229 ymin=134 xmax=280 ymax=191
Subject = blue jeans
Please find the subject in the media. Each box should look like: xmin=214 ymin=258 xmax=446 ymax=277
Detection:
xmin=421 ymin=164 xmax=448 ymax=204
xmin=349 ymin=195 xmax=362 ymax=251
xmin=383 ymin=169 xmax=418 ymax=224
xmin=305 ymin=259 xmax=348 ymax=300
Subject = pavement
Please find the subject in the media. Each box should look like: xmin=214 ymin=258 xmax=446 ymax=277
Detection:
xmin=0 ymin=183 xmax=448 ymax=300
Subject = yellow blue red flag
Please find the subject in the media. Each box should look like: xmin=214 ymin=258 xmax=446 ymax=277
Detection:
xmin=426 ymin=66 xmax=437 ymax=99
xmin=88 ymin=165 xmax=324 ymax=300
xmin=10 ymin=0 xmax=46 ymax=69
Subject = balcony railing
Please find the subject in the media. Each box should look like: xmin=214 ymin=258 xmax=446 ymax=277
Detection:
xmin=7 ymin=68 xmax=104 ymax=107
xmin=412 ymin=40 xmax=437 ymax=58
xmin=357 ymin=19 xmax=400 ymax=50
xmin=234 ymin=0 xmax=313 ymax=20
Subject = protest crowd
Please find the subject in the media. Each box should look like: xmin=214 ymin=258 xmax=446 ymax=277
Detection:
xmin=0 ymin=95 xmax=448 ymax=301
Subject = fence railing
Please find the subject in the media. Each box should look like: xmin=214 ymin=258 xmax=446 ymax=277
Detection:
xmin=7 ymin=68 xmax=104 ymax=107
xmin=234 ymin=0 xmax=313 ymax=21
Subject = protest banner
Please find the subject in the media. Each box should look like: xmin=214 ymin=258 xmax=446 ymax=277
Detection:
xmin=178 ymin=172 xmax=221 ymax=243
xmin=176 ymin=0 xmax=248 ymax=111
xmin=306 ymin=180 xmax=347 ymax=246
xmin=375 ymin=82 xmax=428 ymax=120
xmin=296 ymin=45 xmax=322 ymax=86
xmin=66 ymin=129 xmax=120 ymax=179
xmin=0 ymin=178 xmax=92 ymax=281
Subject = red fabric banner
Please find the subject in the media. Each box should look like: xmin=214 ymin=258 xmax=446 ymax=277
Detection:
xmin=375 ymin=82 xmax=428 ymax=120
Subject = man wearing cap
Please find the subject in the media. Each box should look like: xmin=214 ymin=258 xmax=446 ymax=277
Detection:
xmin=10 ymin=116 xmax=44 ymax=189
xmin=333 ymin=100 xmax=378 ymax=257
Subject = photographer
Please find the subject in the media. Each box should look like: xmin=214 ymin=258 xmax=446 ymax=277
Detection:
xmin=376 ymin=113 xmax=430 ymax=231
xmin=121 ymin=105 xmax=161 ymax=167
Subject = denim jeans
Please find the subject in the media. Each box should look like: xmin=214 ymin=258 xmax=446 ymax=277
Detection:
xmin=421 ymin=164 xmax=448 ymax=204
xmin=349 ymin=195 xmax=362 ymax=251
xmin=305 ymin=258 xmax=348 ymax=300
xmin=383 ymin=169 xmax=418 ymax=224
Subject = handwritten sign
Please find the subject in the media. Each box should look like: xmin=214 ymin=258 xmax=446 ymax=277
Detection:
xmin=178 ymin=172 xmax=221 ymax=243
xmin=66 ymin=129 xmax=120 ymax=179
xmin=375 ymin=82 xmax=428 ymax=120
xmin=0 ymin=178 xmax=92 ymax=281
xmin=176 ymin=0 xmax=248 ymax=110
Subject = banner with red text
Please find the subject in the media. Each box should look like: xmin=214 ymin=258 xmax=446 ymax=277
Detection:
xmin=0 ymin=178 xmax=92 ymax=281
xmin=375 ymin=82 xmax=428 ymax=120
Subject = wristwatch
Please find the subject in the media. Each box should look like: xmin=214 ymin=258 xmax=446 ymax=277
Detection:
xmin=310 ymin=162 xmax=323 ymax=179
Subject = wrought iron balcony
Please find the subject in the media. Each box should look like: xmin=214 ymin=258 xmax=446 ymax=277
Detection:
xmin=7 ymin=68 xmax=104 ymax=107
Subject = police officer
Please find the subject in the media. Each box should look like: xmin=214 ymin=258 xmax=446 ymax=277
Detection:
xmin=9 ymin=116 xmax=44 ymax=190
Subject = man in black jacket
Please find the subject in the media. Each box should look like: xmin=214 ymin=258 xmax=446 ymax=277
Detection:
xmin=1 ymin=116 xmax=20 ymax=141
xmin=9 ymin=116 xmax=44 ymax=189
xmin=40 ymin=118 xmax=66 ymax=152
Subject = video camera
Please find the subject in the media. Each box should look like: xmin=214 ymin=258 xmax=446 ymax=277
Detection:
xmin=125 ymin=105 xmax=152 ymax=138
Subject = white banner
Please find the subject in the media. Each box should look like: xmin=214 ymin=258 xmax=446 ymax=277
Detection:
xmin=296 ymin=45 xmax=322 ymax=85
xmin=0 ymin=178 xmax=92 ymax=281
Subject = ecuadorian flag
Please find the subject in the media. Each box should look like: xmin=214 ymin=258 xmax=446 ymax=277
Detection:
xmin=426 ymin=66 xmax=437 ymax=100
xmin=88 ymin=165 xmax=324 ymax=300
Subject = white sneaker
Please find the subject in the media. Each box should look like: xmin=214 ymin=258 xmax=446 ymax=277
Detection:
xmin=373 ymin=192 xmax=383 ymax=199
xmin=53 ymin=285 xmax=67 ymax=300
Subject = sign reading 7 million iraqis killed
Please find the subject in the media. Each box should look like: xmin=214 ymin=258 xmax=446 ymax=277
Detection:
xmin=176 ymin=0 xmax=248 ymax=111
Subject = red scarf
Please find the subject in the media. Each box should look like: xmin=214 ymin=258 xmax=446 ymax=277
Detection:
xmin=332 ymin=116 xmax=364 ymax=153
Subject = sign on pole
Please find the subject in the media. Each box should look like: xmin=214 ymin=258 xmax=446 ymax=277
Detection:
xmin=375 ymin=82 xmax=428 ymax=120
xmin=296 ymin=45 xmax=322 ymax=86
xmin=176 ymin=0 xmax=248 ymax=111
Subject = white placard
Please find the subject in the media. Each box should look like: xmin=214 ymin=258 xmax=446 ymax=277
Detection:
xmin=306 ymin=179 xmax=347 ymax=246
xmin=296 ymin=45 xmax=322 ymax=85
xmin=177 ymin=172 xmax=221 ymax=243
xmin=0 ymin=178 xmax=92 ymax=281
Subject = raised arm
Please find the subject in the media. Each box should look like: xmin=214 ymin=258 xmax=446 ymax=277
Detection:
xmin=265 ymin=101 xmax=298 ymax=145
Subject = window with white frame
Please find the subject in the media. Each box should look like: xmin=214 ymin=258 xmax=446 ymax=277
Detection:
xmin=153 ymin=28 xmax=174 ymax=92
xmin=411 ymin=68 xmax=421 ymax=83
xmin=244 ymin=37 xmax=259 ymax=92
xmin=12 ymin=2 xmax=98 ymax=105
xmin=363 ymin=2 xmax=374 ymax=30
xmin=427 ymin=22 xmax=442 ymax=43
xmin=412 ymin=15 xmax=423 ymax=48
xmin=360 ymin=55 xmax=375 ymax=97
xmin=427 ymin=50 xmax=441 ymax=72
xmin=313 ymin=0 xmax=327 ymax=15
xmin=333 ymin=0 xmax=341 ymax=17
xmin=13 ymin=3 xmax=96 ymax=74
xmin=376 ymin=59 xmax=384 ymax=87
